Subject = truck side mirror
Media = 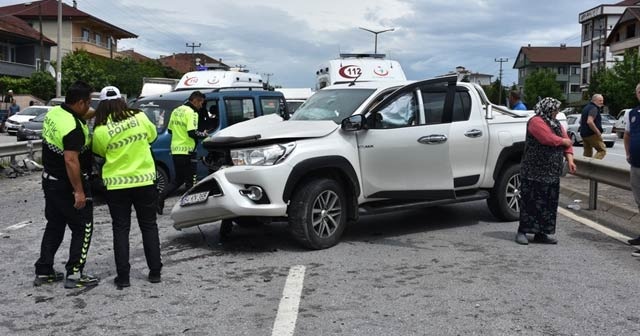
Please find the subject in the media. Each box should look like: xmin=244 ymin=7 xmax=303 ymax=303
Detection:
xmin=341 ymin=114 xmax=365 ymax=131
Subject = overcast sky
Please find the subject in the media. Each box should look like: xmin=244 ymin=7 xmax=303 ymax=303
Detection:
xmin=46 ymin=0 xmax=607 ymax=87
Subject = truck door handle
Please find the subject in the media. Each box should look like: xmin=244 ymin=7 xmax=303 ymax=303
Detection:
xmin=418 ymin=135 xmax=447 ymax=144
xmin=464 ymin=129 xmax=483 ymax=138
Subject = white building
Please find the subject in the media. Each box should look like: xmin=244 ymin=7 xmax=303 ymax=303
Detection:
xmin=436 ymin=66 xmax=493 ymax=86
xmin=579 ymin=1 xmax=637 ymax=89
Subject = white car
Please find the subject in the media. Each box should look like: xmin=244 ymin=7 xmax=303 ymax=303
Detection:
xmin=170 ymin=76 xmax=531 ymax=249
xmin=4 ymin=106 xmax=52 ymax=135
xmin=614 ymin=109 xmax=630 ymax=138
xmin=565 ymin=113 xmax=617 ymax=148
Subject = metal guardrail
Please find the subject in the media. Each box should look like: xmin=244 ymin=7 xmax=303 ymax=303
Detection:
xmin=571 ymin=157 xmax=631 ymax=210
xmin=0 ymin=140 xmax=42 ymax=160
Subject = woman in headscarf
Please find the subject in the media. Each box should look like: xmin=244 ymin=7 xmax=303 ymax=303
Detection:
xmin=515 ymin=97 xmax=576 ymax=245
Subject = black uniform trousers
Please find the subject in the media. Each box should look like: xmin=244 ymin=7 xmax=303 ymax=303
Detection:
xmin=105 ymin=184 xmax=162 ymax=277
xmin=35 ymin=178 xmax=93 ymax=277
xmin=162 ymin=153 xmax=196 ymax=199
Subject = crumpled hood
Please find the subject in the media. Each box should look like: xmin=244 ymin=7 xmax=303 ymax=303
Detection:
xmin=215 ymin=114 xmax=339 ymax=140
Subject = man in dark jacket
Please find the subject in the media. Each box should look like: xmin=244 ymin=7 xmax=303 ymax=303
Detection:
xmin=580 ymin=94 xmax=606 ymax=160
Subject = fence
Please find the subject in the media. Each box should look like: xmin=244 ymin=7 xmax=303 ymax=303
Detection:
xmin=0 ymin=140 xmax=43 ymax=175
xmin=571 ymin=157 xmax=631 ymax=210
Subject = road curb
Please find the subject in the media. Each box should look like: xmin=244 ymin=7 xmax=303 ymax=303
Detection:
xmin=560 ymin=184 xmax=640 ymax=237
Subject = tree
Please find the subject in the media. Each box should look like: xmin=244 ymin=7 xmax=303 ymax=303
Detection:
xmin=523 ymin=68 xmax=564 ymax=106
xmin=28 ymin=71 xmax=56 ymax=101
xmin=60 ymin=50 xmax=113 ymax=92
xmin=482 ymin=79 xmax=508 ymax=105
xmin=589 ymin=49 xmax=640 ymax=117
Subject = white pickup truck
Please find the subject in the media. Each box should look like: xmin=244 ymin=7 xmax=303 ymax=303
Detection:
xmin=170 ymin=76 xmax=530 ymax=249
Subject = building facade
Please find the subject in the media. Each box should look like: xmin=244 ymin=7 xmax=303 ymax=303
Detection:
xmin=578 ymin=1 xmax=639 ymax=89
xmin=436 ymin=66 xmax=493 ymax=86
xmin=0 ymin=1 xmax=137 ymax=61
xmin=0 ymin=15 xmax=55 ymax=77
xmin=605 ymin=7 xmax=640 ymax=56
xmin=512 ymin=45 xmax=582 ymax=104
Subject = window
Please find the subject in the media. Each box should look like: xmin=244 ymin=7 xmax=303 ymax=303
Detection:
xmin=224 ymin=98 xmax=255 ymax=126
xmin=95 ymin=33 xmax=102 ymax=46
xmin=260 ymin=97 xmax=284 ymax=116
xmin=421 ymin=91 xmax=447 ymax=125
xmin=35 ymin=59 xmax=50 ymax=71
xmin=582 ymin=45 xmax=590 ymax=63
xmin=583 ymin=22 xmax=592 ymax=41
xmin=374 ymin=92 xmax=417 ymax=129
xmin=291 ymin=89 xmax=375 ymax=123
xmin=592 ymin=40 xmax=603 ymax=60
xmin=582 ymin=67 xmax=590 ymax=84
xmin=627 ymin=23 xmax=636 ymax=39
xmin=571 ymin=66 xmax=581 ymax=75
xmin=557 ymin=67 xmax=568 ymax=75
xmin=452 ymin=90 xmax=471 ymax=122
xmin=570 ymin=84 xmax=581 ymax=93
xmin=81 ymin=28 xmax=90 ymax=42
xmin=0 ymin=43 xmax=16 ymax=62
xmin=134 ymin=100 xmax=183 ymax=130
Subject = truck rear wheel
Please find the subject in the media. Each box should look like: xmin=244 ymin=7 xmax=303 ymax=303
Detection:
xmin=487 ymin=163 xmax=521 ymax=221
xmin=288 ymin=178 xmax=347 ymax=250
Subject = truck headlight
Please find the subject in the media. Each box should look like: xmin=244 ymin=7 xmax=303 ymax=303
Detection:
xmin=231 ymin=143 xmax=296 ymax=166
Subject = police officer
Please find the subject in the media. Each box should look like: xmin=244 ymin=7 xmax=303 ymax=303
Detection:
xmin=34 ymin=80 xmax=99 ymax=288
xmin=157 ymin=91 xmax=207 ymax=214
xmin=92 ymin=86 xmax=162 ymax=287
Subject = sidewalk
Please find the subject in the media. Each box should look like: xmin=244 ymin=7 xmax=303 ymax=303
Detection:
xmin=559 ymin=173 xmax=640 ymax=239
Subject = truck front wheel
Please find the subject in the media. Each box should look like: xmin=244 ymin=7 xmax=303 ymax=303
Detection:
xmin=487 ymin=163 xmax=521 ymax=222
xmin=288 ymin=178 xmax=347 ymax=249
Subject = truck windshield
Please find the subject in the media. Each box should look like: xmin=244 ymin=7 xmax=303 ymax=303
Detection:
xmin=290 ymin=89 xmax=374 ymax=123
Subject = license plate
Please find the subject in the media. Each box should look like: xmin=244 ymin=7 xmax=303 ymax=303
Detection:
xmin=180 ymin=191 xmax=210 ymax=206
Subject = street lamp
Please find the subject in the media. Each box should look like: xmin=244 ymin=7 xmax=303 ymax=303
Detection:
xmin=359 ymin=27 xmax=395 ymax=54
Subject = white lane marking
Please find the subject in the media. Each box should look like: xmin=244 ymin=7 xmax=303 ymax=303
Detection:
xmin=558 ymin=207 xmax=632 ymax=243
xmin=6 ymin=220 xmax=32 ymax=231
xmin=272 ymin=265 xmax=306 ymax=336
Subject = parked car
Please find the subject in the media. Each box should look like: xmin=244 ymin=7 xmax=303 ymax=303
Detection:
xmin=16 ymin=109 xmax=49 ymax=141
xmin=3 ymin=106 xmax=52 ymax=135
xmin=171 ymin=76 xmax=532 ymax=249
xmin=128 ymin=88 xmax=289 ymax=194
xmin=565 ymin=113 xmax=617 ymax=148
xmin=614 ymin=108 xmax=631 ymax=138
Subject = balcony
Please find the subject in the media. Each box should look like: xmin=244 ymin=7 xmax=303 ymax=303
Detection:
xmin=0 ymin=60 xmax=36 ymax=77
xmin=72 ymin=37 xmax=123 ymax=59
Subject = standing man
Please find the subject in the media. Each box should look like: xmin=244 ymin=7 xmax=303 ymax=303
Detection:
xmin=157 ymin=91 xmax=207 ymax=214
xmin=34 ymin=80 xmax=99 ymax=288
xmin=8 ymin=98 xmax=20 ymax=117
xmin=509 ymin=91 xmax=527 ymax=110
xmin=625 ymin=84 xmax=640 ymax=257
xmin=92 ymin=86 xmax=162 ymax=287
xmin=580 ymin=94 xmax=607 ymax=159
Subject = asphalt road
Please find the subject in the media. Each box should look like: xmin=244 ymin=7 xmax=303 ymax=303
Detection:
xmin=0 ymin=172 xmax=639 ymax=335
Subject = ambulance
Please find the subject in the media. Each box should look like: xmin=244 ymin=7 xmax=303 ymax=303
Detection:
xmin=174 ymin=68 xmax=264 ymax=91
xmin=315 ymin=53 xmax=406 ymax=90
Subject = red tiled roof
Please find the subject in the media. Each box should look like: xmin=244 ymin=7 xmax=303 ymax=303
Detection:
xmin=0 ymin=0 xmax=136 ymax=38
xmin=120 ymin=49 xmax=151 ymax=62
xmin=616 ymin=0 xmax=640 ymax=6
xmin=0 ymin=14 xmax=55 ymax=45
xmin=158 ymin=53 xmax=229 ymax=74
xmin=518 ymin=46 xmax=581 ymax=64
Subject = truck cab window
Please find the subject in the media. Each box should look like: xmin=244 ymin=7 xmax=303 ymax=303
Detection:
xmin=373 ymin=92 xmax=417 ymax=129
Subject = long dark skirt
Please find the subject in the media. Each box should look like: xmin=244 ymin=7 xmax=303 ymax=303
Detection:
xmin=517 ymin=177 xmax=560 ymax=235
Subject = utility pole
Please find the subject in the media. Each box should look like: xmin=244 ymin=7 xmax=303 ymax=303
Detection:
xmin=56 ymin=0 xmax=62 ymax=97
xmin=494 ymin=57 xmax=508 ymax=105
xmin=38 ymin=2 xmax=44 ymax=72
xmin=359 ymin=27 xmax=395 ymax=54
xmin=262 ymin=73 xmax=273 ymax=88
xmin=186 ymin=42 xmax=201 ymax=71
